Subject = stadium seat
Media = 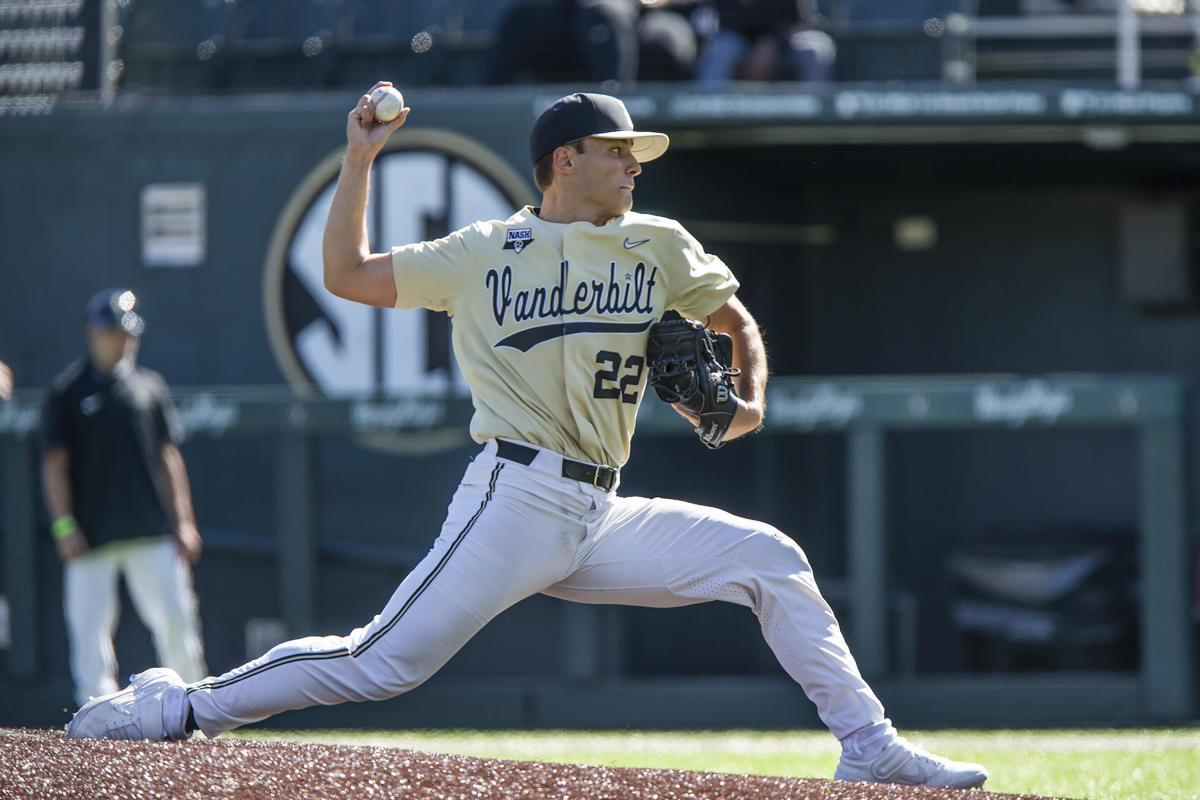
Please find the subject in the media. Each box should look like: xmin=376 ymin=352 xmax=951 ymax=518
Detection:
xmin=342 ymin=0 xmax=443 ymax=42
xmin=228 ymin=0 xmax=340 ymax=43
xmin=450 ymin=0 xmax=519 ymax=37
xmin=841 ymin=0 xmax=956 ymax=22
xmin=831 ymin=0 xmax=971 ymax=81
xmin=448 ymin=0 xmax=524 ymax=84
xmin=328 ymin=0 xmax=433 ymax=89
xmin=224 ymin=0 xmax=341 ymax=89
xmin=967 ymin=9 xmax=1194 ymax=83
xmin=118 ymin=0 xmax=232 ymax=91
xmin=121 ymin=0 xmax=230 ymax=45
xmin=334 ymin=0 xmax=519 ymax=88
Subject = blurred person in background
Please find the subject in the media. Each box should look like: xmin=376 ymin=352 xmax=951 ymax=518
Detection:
xmin=41 ymin=289 xmax=207 ymax=707
xmin=636 ymin=0 xmax=703 ymax=80
xmin=487 ymin=0 xmax=700 ymax=84
xmin=695 ymin=0 xmax=835 ymax=85
xmin=486 ymin=0 xmax=641 ymax=84
xmin=0 ymin=359 xmax=11 ymax=400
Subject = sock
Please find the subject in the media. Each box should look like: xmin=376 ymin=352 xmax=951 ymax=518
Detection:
xmin=159 ymin=686 xmax=191 ymax=740
xmin=841 ymin=719 xmax=896 ymax=761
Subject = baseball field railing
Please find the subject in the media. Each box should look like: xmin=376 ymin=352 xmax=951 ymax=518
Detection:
xmin=0 ymin=373 xmax=1191 ymax=726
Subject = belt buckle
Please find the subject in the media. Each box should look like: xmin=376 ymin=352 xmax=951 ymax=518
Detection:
xmin=593 ymin=465 xmax=613 ymax=489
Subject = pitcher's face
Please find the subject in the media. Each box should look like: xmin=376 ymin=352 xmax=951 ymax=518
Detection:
xmin=574 ymin=137 xmax=642 ymax=220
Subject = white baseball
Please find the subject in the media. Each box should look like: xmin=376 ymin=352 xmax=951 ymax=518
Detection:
xmin=370 ymin=86 xmax=404 ymax=122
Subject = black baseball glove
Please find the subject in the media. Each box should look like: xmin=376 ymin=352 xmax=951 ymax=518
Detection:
xmin=645 ymin=311 xmax=740 ymax=449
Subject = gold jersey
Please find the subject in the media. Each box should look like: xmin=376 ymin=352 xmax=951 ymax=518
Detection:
xmin=391 ymin=206 xmax=738 ymax=467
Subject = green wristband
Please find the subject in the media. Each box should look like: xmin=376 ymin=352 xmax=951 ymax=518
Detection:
xmin=51 ymin=515 xmax=78 ymax=541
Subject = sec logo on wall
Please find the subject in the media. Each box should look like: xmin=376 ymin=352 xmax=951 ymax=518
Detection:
xmin=263 ymin=128 xmax=534 ymax=451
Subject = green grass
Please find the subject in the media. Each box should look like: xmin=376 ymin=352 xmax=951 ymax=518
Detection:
xmin=232 ymin=727 xmax=1200 ymax=799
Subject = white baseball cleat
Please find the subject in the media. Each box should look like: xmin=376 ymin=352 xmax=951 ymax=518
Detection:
xmin=67 ymin=667 xmax=191 ymax=741
xmin=834 ymin=735 xmax=989 ymax=789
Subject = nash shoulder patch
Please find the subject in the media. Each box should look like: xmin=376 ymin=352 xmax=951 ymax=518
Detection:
xmin=504 ymin=228 xmax=534 ymax=253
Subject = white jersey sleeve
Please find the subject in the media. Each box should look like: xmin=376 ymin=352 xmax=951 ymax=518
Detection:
xmin=665 ymin=221 xmax=739 ymax=321
xmin=390 ymin=223 xmax=481 ymax=313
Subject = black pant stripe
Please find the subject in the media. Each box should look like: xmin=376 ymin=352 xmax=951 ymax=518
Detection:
xmin=185 ymin=649 xmax=350 ymax=695
xmin=350 ymin=461 xmax=503 ymax=656
xmin=186 ymin=461 xmax=504 ymax=697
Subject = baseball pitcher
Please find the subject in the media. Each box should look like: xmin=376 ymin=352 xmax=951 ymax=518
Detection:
xmin=68 ymin=85 xmax=987 ymax=790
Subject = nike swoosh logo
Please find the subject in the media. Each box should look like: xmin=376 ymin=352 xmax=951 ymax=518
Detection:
xmin=623 ymin=237 xmax=650 ymax=249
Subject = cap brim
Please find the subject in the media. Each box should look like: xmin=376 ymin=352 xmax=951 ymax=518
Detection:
xmin=591 ymin=131 xmax=670 ymax=163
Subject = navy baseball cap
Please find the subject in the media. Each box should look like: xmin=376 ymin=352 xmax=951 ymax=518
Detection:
xmin=529 ymin=93 xmax=669 ymax=165
xmin=86 ymin=288 xmax=145 ymax=337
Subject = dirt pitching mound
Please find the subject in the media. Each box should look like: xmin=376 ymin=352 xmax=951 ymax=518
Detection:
xmin=0 ymin=727 xmax=1072 ymax=800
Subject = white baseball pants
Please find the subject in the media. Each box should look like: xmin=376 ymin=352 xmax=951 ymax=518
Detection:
xmin=65 ymin=535 xmax=207 ymax=706
xmin=188 ymin=439 xmax=885 ymax=739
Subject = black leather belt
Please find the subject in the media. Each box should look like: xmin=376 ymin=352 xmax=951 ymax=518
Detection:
xmin=495 ymin=440 xmax=617 ymax=492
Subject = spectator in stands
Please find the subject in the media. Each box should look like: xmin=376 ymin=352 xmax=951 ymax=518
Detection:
xmin=636 ymin=0 xmax=702 ymax=80
xmin=487 ymin=0 xmax=700 ymax=84
xmin=486 ymin=0 xmax=640 ymax=84
xmin=695 ymin=0 xmax=835 ymax=86
xmin=0 ymin=360 xmax=11 ymax=400
xmin=41 ymin=289 xmax=208 ymax=707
